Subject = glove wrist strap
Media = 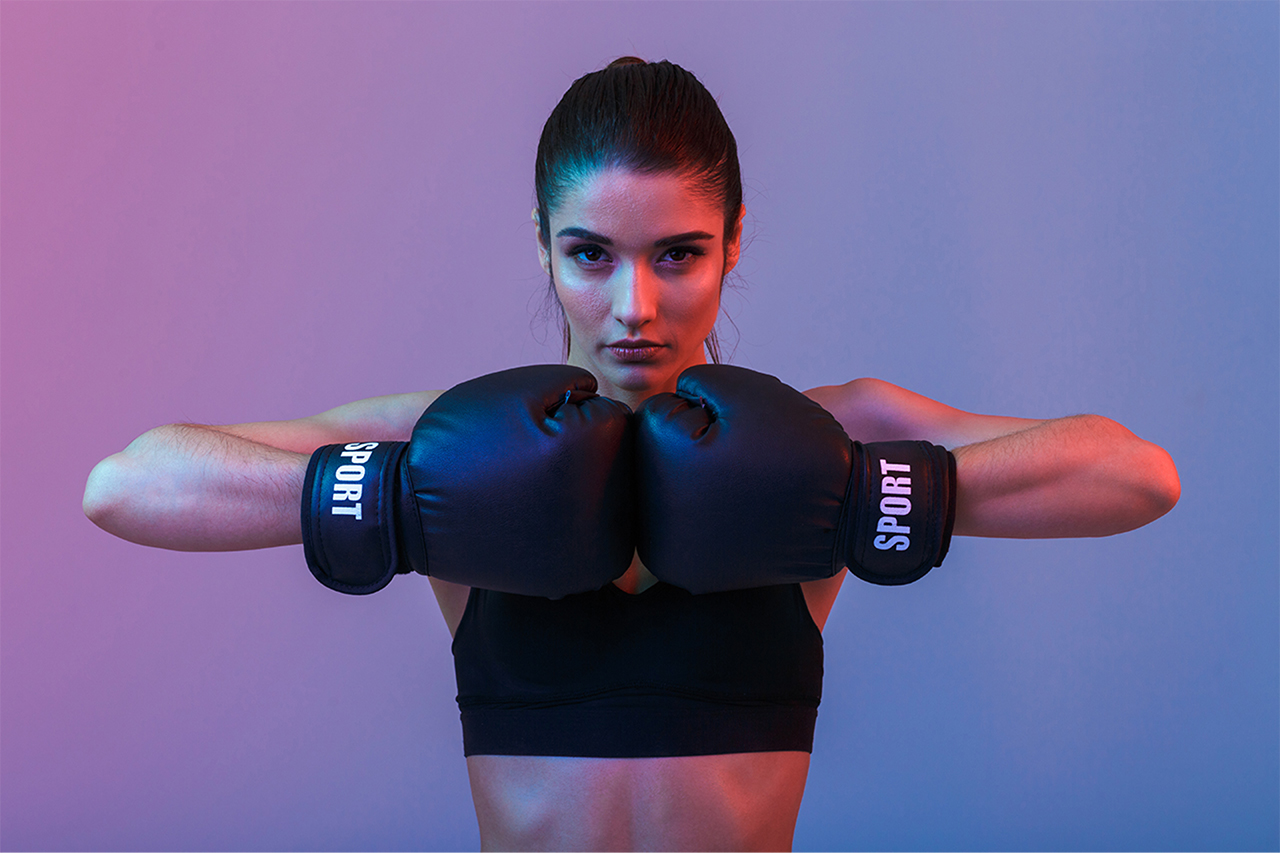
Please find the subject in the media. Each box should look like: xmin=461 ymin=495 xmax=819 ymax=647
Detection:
xmin=301 ymin=440 xmax=418 ymax=595
xmin=842 ymin=440 xmax=957 ymax=585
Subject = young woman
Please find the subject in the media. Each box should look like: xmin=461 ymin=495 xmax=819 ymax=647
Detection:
xmin=82 ymin=58 xmax=1180 ymax=851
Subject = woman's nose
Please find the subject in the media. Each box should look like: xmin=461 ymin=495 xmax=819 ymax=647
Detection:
xmin=612 ymin=263 xmax=659 ymax=330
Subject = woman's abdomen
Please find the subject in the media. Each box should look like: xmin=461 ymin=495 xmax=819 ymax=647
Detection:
xmin=466 ymin=751 xmax=810 ymax=851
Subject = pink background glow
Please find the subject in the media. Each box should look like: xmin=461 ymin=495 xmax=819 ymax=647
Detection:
xmin=2 ymin=2 xmax=1276 ymax=850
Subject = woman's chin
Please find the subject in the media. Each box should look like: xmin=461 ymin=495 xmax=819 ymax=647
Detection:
xmin=572 ymin=345 xmax=703 ymax=399
xmin=600 ymin=364 xmax=659 ymax=393
xmin=593 ymin=360 xmax=680 ymax=401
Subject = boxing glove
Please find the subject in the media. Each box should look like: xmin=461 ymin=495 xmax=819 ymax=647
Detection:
xmin=636 ymin=365 xmax=956 ymax=592
xmin=301 ymin=365 xmax=634 ymax=598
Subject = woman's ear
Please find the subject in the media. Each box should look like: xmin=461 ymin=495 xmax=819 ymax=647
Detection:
xmin=723 ymin=204 xmax=746 ymax=275
xmin=533 ymin=209 xmax=552 ymax=277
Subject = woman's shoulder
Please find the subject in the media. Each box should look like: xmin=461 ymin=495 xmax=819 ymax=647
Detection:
xmin=803 ymin=377 xmax=932 ymax=443
xmin=304 ymin=390 xmax=444 ymax=440
xmin=804 ymin=376 xmax=1044 ymax=447
xmin=210 ymin=389 xmax=445 ymax=452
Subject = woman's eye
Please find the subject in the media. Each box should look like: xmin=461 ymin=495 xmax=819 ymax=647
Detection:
xmin=571 ymin=245 xmax=607 ymax=264
xmin=664 ymin=247 xmax=702 ymax=264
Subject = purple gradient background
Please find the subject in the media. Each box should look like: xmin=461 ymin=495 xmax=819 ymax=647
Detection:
xmin=2 ymin=2 xmax=1276 ymax=850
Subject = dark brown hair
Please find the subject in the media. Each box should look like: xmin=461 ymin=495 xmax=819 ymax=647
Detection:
xmin=535 ymin=58 xmax=742 ymax=362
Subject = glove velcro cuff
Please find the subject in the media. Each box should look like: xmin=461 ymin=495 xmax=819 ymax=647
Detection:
xmin=841 ymin=440 xmax=957 ymax=586
xmin=301 ymin=440 xmax=414 ymax=595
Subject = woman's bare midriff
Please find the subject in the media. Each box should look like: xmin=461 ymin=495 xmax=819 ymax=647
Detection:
xmin=427 ymin=562 xmax=848 ymax=852
xmin=467 ymin=750 xmax=811 ymax=851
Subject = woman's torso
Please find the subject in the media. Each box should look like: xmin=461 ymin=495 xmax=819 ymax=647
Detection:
xmin=430 ymin=561 xmax=846 ymax=852
xmin=466 ymin=750 xmax=810 ymax=851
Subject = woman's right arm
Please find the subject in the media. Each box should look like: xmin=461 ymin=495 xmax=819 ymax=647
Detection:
xmin=82 ymin=391 xmax=441 ymax=552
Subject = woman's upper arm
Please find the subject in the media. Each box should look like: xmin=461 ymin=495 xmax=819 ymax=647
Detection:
xmin=212 ymin=389 xmax=445 ymax=452
xmin=804 ymin=377 xmax=1042 ymax=446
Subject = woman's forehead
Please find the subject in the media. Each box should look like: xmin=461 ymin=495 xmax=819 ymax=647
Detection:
xmin=552 ymin=167 xmax=723 ymax=239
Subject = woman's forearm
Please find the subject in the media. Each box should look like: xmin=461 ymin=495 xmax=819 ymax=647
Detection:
xmin=951 ymin=414 xmax=1180 ymax=538
xmin=83 ymin=423 xmax=309 ymax=551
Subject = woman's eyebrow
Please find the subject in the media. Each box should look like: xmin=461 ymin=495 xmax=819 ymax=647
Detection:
xmin=554 ymin=228 xmax=716 ymax=248
xmin=556 ymin=227 xmax=611 ymax=244
xmin=654 ymin=231 xmax=715 ymax=247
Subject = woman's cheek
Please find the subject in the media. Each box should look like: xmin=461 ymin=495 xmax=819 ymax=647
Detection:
xmin=555 ymin=276 xmax=611 ymax=332
xmin=681 ymin=276 xmax=722 ymax=336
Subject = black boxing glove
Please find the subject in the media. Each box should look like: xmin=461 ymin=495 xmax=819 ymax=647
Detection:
xmin=636 ymin=365 xmax=956 ymax=592
xmin=301 ymin=365 xmax=634 ymax=597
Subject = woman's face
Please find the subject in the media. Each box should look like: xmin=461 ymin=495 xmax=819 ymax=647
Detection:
xmin=537 ymin=167 xmax=742 ymax=407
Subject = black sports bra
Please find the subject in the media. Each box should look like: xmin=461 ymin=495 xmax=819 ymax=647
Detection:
xmin=452 ymin=580 xmax=823 ymax=758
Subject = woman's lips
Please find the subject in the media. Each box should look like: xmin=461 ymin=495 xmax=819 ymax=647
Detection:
xmin=607 ymin=340 xmax=663 ymax=363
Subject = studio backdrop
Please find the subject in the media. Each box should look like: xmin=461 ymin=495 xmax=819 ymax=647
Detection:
xmin=2 ymin=2 xmax=1276 ymax=850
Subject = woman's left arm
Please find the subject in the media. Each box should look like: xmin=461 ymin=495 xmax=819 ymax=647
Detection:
xmin=806 ymin=378 xmax=1181 ymax=538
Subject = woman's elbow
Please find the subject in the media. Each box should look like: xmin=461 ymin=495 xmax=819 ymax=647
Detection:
xmin=83 ymin=454 xmax=131 ymax=534
xmin=1148 ymin=443 xmax=1181 ymax=518
xmin=1128 ymin=440 xmax=1181 ymax=528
